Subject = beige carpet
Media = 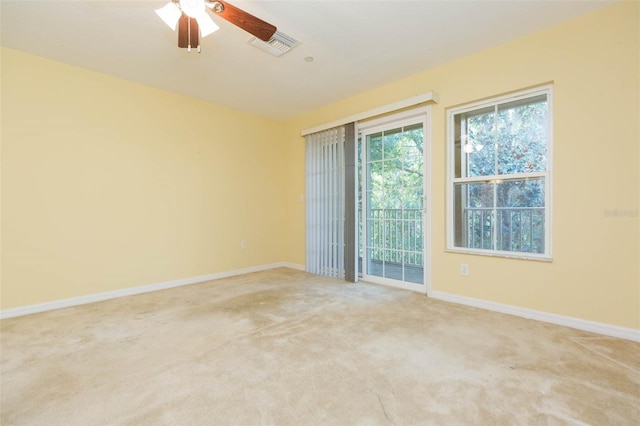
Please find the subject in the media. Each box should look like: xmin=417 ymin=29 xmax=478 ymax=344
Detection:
xmin=1 ymin=268 xmax=639 ymax=425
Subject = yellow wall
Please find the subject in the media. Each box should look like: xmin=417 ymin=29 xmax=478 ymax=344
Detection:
xmin=284 ymin=2 xmax=639 ymax=329
xmin=1 ymin=48 xmax=287 ymax=309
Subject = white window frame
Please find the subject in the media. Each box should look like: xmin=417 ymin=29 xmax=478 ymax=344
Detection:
xmin=446 ymin=85 xmax=553 ymax=261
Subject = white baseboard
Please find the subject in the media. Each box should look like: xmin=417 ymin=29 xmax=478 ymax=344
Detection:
xmin=0 ymin=262 xmax=300 ymax=320
xmin=5 ymin=266 xmax=636 ymax=343
xmin=280 ymin=262 xmax=305 ymax=271
xmin=429 ymin=290 xmax=640 ymax=342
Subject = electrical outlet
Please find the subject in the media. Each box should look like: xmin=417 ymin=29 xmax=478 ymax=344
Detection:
xmin=241 ymin=240 xmax=247 ymax=249
xmin=460 ymin=263 xmax=469 ymax=276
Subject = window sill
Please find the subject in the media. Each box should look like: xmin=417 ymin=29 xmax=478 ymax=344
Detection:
xmin=445 ymin=247 xmax=553 ymax=262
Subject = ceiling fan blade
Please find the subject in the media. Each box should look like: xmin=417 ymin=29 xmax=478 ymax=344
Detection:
xmin=178 ymin=14 xmax=199 ymax=48
xmin=214 ymin=0 xmax=276 ymax=42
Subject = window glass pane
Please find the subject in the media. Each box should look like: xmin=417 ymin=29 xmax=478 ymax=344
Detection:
xmin=496 ymin=178 xmax=545 ymax=208
xmin=367 ymin=132 xmax=383 ymax=162
xmin=453 ymin=179 xmax=546 ymax=253
xmin=497 ymin=95 xmax=547 ymax=174
xmin=467 ymin=181 xmax=494 ymax=208
xmin=496 ymin=178 xmax=545 ymax=253
xmin=404 ymin=251 xmax=423 ymax=284
xmin=366 ymin=190 xmax=382 ymax=209
xmin=366 ymin=208 xmax=383 ymax=257
xmin=402 ymin=124 xmax=424 ymax=158
xmin=466 ymin=107 xmax=496 ymax=177
xmin=383 ymin=127 xmax=403 ymax=160
xmin=382 ymin=162 xmax=401 ymax=209
xmin=403 ymin=215 xmax=415 ymax=252
xmin=385 ymin=210 xmax=400 ymax=252
xmin=367 ymin=160 xmax=382 ymax=192
xmin=399 ymin=159 xmax=423 ymax=204
xmin=454 ymin=182 xmax=494 ymax=250
xmin=402 ymin=185 xmax=423 ymax=209
xmin=366 ymin=246 xmax=381 ymax=276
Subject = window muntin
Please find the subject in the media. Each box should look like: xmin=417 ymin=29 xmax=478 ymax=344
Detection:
xmin=448 ymin=87 xmax=552 ymax=259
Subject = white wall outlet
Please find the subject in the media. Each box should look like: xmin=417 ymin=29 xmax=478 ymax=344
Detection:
xmin=460 ymin=263 xmax=469 ymax=276
xmin=241 ymin=240 xmax=247 ymax=249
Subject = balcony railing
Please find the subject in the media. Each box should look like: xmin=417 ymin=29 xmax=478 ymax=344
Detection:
xmin=362 ymin=208 xmax=424 ymax=267
xmin=360 ymin=206 xmax=545 ymax=266
xmin=463 ymin=207 xmax=545 ymax=253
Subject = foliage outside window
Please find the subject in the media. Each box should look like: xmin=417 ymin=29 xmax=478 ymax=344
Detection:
xmin=359 ymin=123 xmax=425 ymax=268
xmin=448 ymin=86 xmax=552 ymax=259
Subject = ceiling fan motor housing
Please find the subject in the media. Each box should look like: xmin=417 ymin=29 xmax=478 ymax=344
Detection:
xmin=207 ymin=1 xmax=225 ymax=14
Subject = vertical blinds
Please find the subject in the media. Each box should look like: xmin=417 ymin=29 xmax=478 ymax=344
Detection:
xmin=305 ymin=126 xmax=346 ymax=279
xmin=343 ymin=123 xmax=357 ymax=282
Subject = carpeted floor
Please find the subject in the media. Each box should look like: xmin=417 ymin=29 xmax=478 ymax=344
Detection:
xmin=1 ymin=268 xmax=639 ymax=425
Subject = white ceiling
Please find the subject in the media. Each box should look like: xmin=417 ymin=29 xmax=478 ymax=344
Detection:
xmin=1 ymin=0 xmax=615 ymax=120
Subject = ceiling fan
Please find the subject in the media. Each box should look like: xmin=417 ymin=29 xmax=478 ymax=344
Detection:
xmin=156 ymin=0 xmax=277 ymax=52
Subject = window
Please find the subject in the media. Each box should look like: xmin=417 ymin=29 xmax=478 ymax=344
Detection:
xmin=447 ymin=86 xmax=552 ymax=259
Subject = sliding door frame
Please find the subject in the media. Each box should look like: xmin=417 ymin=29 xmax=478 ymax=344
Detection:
xmin=357 ymin=106 xmax=432 ymax=295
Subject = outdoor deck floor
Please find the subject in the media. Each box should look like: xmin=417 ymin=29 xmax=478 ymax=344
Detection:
xmin=363 ymin=259 xmax=424 ymax=284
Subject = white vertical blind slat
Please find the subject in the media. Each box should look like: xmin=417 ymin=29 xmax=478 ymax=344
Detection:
xmin=305 ymin=126 xmax=346 ymax=279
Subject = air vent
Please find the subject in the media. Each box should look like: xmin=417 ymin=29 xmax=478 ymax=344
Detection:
xmin=249 ymin=30 xmax=300 ymax=57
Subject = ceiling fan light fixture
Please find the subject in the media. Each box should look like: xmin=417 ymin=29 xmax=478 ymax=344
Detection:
xmin=155 ymin=2 xmax=182 ymax=30
xmin=196 ymin=12 xmax=219 ymax=37
xmin=179 ymin=0 xmax=205 ymax=18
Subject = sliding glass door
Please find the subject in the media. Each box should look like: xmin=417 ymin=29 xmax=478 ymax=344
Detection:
xmin=360 ymin=114 xmax=428 ymax=291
